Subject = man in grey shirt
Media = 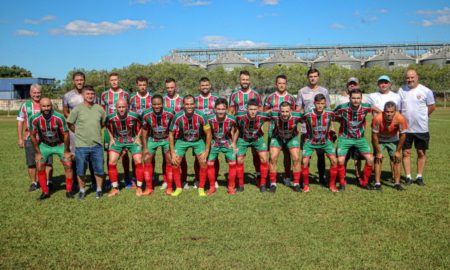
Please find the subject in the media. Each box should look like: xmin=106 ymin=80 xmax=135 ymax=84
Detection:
xmin=296 ymin=68 xmax=331 ymax=187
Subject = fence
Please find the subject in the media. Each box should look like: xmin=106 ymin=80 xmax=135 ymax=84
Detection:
xmin=0 ymin=99 xmax=63 ymax=116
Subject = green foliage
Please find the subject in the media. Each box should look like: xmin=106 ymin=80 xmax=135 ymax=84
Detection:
xmin=0 ymin=65 xmax=32 ymax=78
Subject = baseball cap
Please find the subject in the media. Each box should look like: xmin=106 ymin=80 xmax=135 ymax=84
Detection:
xmin=347 ymin=77 xmax=359 ymax=85
xmin=377 ymin=75 xmax=391 ymax=82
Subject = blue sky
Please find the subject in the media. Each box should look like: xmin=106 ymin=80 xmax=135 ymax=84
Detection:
xmin=1 ymin=0 xmax=449 ymax=81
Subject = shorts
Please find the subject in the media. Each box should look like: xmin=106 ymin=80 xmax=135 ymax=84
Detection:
xmin=374 ymin=141 xmax=398 ymax=160
xmin=269 ymin=136 xmax=301 ymax=150
xmin=237 ymin=137 xmax=267 ymax=157
xmin=403 ymin=132 xmax=429 ymax=150
xmin=147 ymin=139 xmax=170 ymax=155
xmin=337 ymin=137 xmax=371 ymax=157
xmin=301 ymin=133 xmax=324 ymax=154
xmin=25 ymin=140 xmax=53 ymax=167
xmin=302 ymin=140 xmax=336 ymax=157
xmin=75 ymin=145 xmax=104 ymax=176
xmin=109 ymin=142 xmax=142 ymax=156
xmin=103 ymin=131 xmax=110 ymax=150
xmin=346 ymin=147 xmax=364 ymax=161
xmin=38 ymin=143 xmax=70 ymax=164
xmin=174 ymin=139 xmax=206 ymax=157
xmin=208 ymin=144 xmax=236 ymax=161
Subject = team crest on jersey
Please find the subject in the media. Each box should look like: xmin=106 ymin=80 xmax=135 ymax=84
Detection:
xmin=416 ymin=94 xmax=423 ymax=100
xmin=45 ymin=131 xmax=55 ymax=137
xmin=238 ymin=105 xmax=247 ymax=111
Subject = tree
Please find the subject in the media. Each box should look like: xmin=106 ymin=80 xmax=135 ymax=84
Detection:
xmin=0 ymin=65 xmax=32 ymax=78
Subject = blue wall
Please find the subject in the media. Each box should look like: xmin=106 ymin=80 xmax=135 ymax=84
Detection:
xmin=0 ymin=78 xmax=55 ymax=99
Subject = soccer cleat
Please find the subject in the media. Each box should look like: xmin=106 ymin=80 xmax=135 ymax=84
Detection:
xmin=215 ymin=181 xmax=219 ymax=189
xmin=227 ymin=187 xmax=236 ymax=195
xmin=183 ymin=182 xmax=190 ymax=190
xmin=78 ymin=191 xmax=86 ymax=200
xmin=339 ymin=185 xmax=346 ymax=192
xmin=260 ymin=185 xmax=267 ymax=193
xmin=416 ymin=177 xmax=425 ymax=186
xmin=198 ymin=188 xmax=206 ymax=197
xmin=165 ymin=188 xmax=173 ymax=196
xmin=136 ymin=187 xmax=143 ymax=197
xmin=28 ymin=182 xmax=39 ymax=192
xmin=405 ymin=177 xmax=413 ymax=185
xmin=171 ymin=188 xmax=183 ymax=197
xmin=108 ymin=188 xmax=120 ymax=197
xmin=329 ymin=185 xmax=339 ymax=193
xmin=38 ymin=192 xmax=50 ymax=201
xmin=394 ymin=184 xmax=405 ymax=191
xmin=124 ymin=179 xmax=133 ymax=189
xmin=207 ymin=188 xmax=216 ymax=196
xmin=193 ymin=181 xmax=199 ymax=189
xmin=374 ymin=183 xmax=382 ymax=191
xmin=303 ymin=185 xmax=310 ymax=193
xmin=96 ymin=191 xmax=103 ymax=199
xmin=66 ymin=191 xmax=74 ymax=199
xmin=235 ymin=186 xmax=244 ymax=193
xmin=142 ymin=188 xmax=153 ymax=196
xmin=269 ymin=184 xmax=277 ymax=193
xmin=160 ymin=182 xmax=168 ymax=190
xmin=362 ymin=184 xmax=372 ymax=190
xmin=294 ymin=184 xmax=302 ymax=192
xmin=283 ymin=178 xmax=291 ymax=187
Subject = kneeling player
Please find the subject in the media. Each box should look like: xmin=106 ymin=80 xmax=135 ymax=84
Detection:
xmin=372 ymin=101 xmax=407 ymax=191
xmin=142 ymin=95 xmax=175 ymax=195
xmin=268 ymin=102 xmax=302 ymax=193
xmin=235 ymin=99 xmax=271 ymax=192
xmin=30 ymin=98 xmax=73 ymax=200
xmin=207 ymin=98 xmax=239 ymax=195
xmin=106 ymin=99 xmax=144 ymax=197
xmin=302 ymin=94 xmax=338 ymax=192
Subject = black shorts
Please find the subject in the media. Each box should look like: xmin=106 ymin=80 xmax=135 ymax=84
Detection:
xmin=25 ymin=140 xmax=53 ymax=167
xmin=403 ymin=132 xmax=429 ymax=150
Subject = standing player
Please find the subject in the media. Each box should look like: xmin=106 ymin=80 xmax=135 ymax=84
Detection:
xmin=206 ymin=98 xmax=239 ymax=195
xmin=100 ymin=73 xmax=132 ymax=188
xmin=29 ymin=98 xmax=72 ymax=200
xmin=398 ymin=69 xmax=435 ymax=185
xmin=302 ymin=94 xmax=338 ymax=193
xmin=17 ymin=84 xmax=53 ymax=192
xmin=372 ymin=102 xmax=408 ymax=191
xmin=142 ymin=94 xmax=175 ymax=195
xmin=130 ymin=76 xmax=152 ymax=115
xmin=235 ymin=100 xmax=271 ymax=192
xmin=334 ymin=89 xmax=374 ymax=190
xmin=169 ymin=95 xmax=212 ymax=197
xmin=296 ymin=68 xmax=331 ymax=186
xmin=264 ymin=75 xmax=296 ymax=186
xmin=105 ymin=99 xmax=144 ymax=197
xmin=268 ymin=102 xmax=302 ymax=193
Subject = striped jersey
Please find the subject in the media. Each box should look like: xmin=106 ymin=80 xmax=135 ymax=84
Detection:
xmin=371 ymin=112 xmax=408 ymax=143
xmin=302 ymin=109 xmax=335 ymax=144
xmin=100 ymin=89 xmax=131 ymax=115
xmin=17 ymin=100 xmax=41 ymax=141
xmin=30 ymin=111 xmax=68 ymax=146
xmin=334 ymin=102 xmax=372 ymax=139
xmin=106 ymin=111 xmax=142 ymax=143
xmin=130 ymin=92 xmax=152 ymax=115
xmin=228 ymin=88 xmax=261 ymax=113
xmin=207 ymin=114 xmax=237 ymax=147
xmin=235 ymin=111 xmax=270 ymax=141
xmin=170 ymin=110 xmax=209 ymax=142
xmin=271 ymin=111 xmax=303 ymax=141
xmin=195 ymin=93 xmax=219 ymax=116
xmin=142 ymin=108 xmax=175 ymax=141
xmin=163 ymin=94 xmax=184 ymax=114
xmin=264 ymin=92 xmax=296 ymax=112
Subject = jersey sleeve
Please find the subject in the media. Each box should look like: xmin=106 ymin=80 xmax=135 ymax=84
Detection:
xmin=67 ymin=106 xmax=78 ymax=124
xmin=17 ymin=102 xmax=26 ymax=121
xmin=263 ymin=95 xmax=271 ymax=111
xmin=296 ymin=90 xmax=303 ymax=108
xmin=371 ymin=117 xmax=380 ymax=133
xmin=398 ymin=114 xmax=408 ymax=133
xmin=59 ymin=116 xmax=69 ymax=133
xmin=425 ymin=88 xmax=436 ymax=106
xmin=169 ymin=115 xmax=179 ymax=132
xmin=366 ymin=93 xmax=375 ymax=106
xmin=62 ymin=93 xmax=69 ymax=108
xmin=228 ymin=92 xmax=236 ymax=109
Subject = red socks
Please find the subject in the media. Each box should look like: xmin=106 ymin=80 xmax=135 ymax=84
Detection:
xmin=236 ymin=163 xmax=244 ymax=187
xmin=144 ymin=163 xmax=153 ymax=189
xmin=135 ymin=162 xmax=143 ymax=184
xmin=38 ymin=170 xmax=48 ymax=194
xmin=302 ymin=167 xmax=310 ymax=186
xmin=207 ymin=165 xmax=215 ymax=189
xmin=228 ymin=164 xmax=236 ymax=190
xmin=329 ymin=166 xmax=338 ymax=188
xmin=108 ymin=164 xmax=119 ymax=184
xmin=269 ymin=172 xmax=277 ymax=186
xmin=260 ymin=162 xmax=269 ymax=186
xmin=363 ymin=164 xmax=373 ymax=186
xmin=293 ymin=172 xmax=301 ymax=185
xmin=65 ymin=177 xmax=73 ymax=192
xmin=166 ymin=164 xmax=173 ymax=190
xmin=337 ymin=164 xmax=346 ymax=186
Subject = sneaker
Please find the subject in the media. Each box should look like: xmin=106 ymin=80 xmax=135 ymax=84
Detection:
xmin=303 ymin=185 xmax=310 ymax=193
xmin=394 ymin=184 xmax=405 ymax=191
xmin=28 ymin=182 xmax=39 ymax=192
xmin=193 ymin=181 xmax=199 ymax=189
xmin=38 ymin=192 xmax=50 ymax=201
xmin=108 ymin=188 xmax=120 ymax=197
xmin=160 ymin=182 xmax=168 ymax=190
xmin=374 ymin=183 xmax=382 ymax=191
xmin=293 ymin=184 xmax=301 ymax=192
xmin=416 ymin=177 xmax=425 ymax=186
xmin=95 ymin=191 xmax=103 ymax=199
xmin=171 ymin=188 xmax=183 ymax=197
xmin=283 ymin=178 xmax=291 ymax=187
xmin=136 ymin=187 xmax=143 ymax=197
xmin=66 ymin=191 xmax=74 ymax=199
xmin=142 ymin=188 xmax=153 ymax=196
xmin=260 ymin=185 xmax=267 ymax=193
xmin=329 ymin=185 xmax=339 ymax=193
xmin=183 ymin=182 xmax=190 ymax=190
xmin=78 ymin=191 xmax=86 ymax=200
xmin=405 ymin=177 xmax=413 ymax=185
xmin=227 ymin=187 xmax=236 ymax=195
xmin=215 ymin=181 xmax=219 ymax=189
xmin=165 ymin=188 xmax=173 ymax=196
xmin=198 ymin=188 xmax=206 ymax=197
xmin=269 ymin=184 xmax=277 ymax=193
xmin=235 ymin=186 xmax=244 ymax=193
xmin=125 ymin=179 xmax=132 ymax=189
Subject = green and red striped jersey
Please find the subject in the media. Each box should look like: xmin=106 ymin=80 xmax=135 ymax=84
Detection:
xmin=264 ymin=92 xmax=296 ymax=112
xmin=207 ymin=114 xmax=237 ymax=147
xmin=30 ymin=110 xmax=68 ymax=146
xmin=228 ymin=88 xmax=261 ymax=113
xmin=270 ymin=111 xmax=302 ymax=141
xmin=106 ymin=111 xmax=142 ymax=143
xmin=195 ymin=93 xmax=219 ymax=116
xmin=170 ymin=110 xmax=209 ymax=142
xmin=17 ymin=100 xmax=41 ymax=141
xmin=130 ymin=92 xmax=152 ymax=115
xmin=334 ymin=102 xmax=372 ymax=139
xmin=142 ymin=108 xmax=175 ymax=141
xmin=302 ymin=109 xmax=335 ymax=144
xmin=235 ymin=111 xmax=270 ymax=141
xmin=163 ymin=94 xmax=184 ymax=114
xmin=101 ymin=89 xmax=131 ymax=115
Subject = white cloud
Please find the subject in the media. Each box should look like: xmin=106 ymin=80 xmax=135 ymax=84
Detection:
xmin=331 ymin=23 xmax=345 ymax=29
xmin=262 ymin=0 xmax=279 ymax=5
xmin=361 ymin=15 xmax=378 ymax=24
xmin=421 ymin=20 xmax=433 ymax=27
xmin=49 ymin=19 xmax=147 ymax=36
xmin=14 ymin=29 xmax=39 ymax=36
xmin=202 ymin=35 xmax=268 ymax=48
xmin=182 ymin=0 xmax=210 ymax=6
xmin=416 ymin=6 xmax=450 ymax=15
xmin=24 ymin=15 xmax=56 ymax=25
xmin=416 ymin=7 xmax=450 ymax=27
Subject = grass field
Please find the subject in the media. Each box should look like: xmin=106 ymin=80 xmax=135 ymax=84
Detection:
xmin=1 ymin=109 xmax=449 ymax=269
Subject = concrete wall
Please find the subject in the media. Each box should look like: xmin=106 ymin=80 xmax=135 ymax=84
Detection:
xmin=0 ymin=99 xmax=63 ymax=111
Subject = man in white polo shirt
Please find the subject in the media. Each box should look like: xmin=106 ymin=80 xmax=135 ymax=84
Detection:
xmin=398 ymin=69 xmax=435 ymax=185
xmin=367 ymin=75 xmax=401 ymax=115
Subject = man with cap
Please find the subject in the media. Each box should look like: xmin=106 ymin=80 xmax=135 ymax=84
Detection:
xmin=367 ymin=75 xmax=401 ymax=115
xmin=336 ymin=77 xmax=359 ymax=107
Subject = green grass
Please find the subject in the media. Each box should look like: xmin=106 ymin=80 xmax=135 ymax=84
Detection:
xmin=1 ymin=109 xmax=449 ymax=269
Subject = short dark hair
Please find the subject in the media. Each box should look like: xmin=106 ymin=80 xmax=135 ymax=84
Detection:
xmin=349 ymin=88 xmax=362 ymax=97
xmin=314 ymin=93 xmax=326 ymax=102
xmin=72 ymin=71 xmax=85 ymax=80
xmin=82 ymin=85 xmax=95 ymax=92
xmin=199 ymin=77 xmax=210 ymax=83
xmin=151 ymin=94 xmax=163 ymax=102
xmin=276 ymin=74 xmax=287 ymax=82
xmin=247 ymin=99 xmax=259 ymax=108
xmin=136 ymin=76 xmax=149 ymax=84
xmin=109 ymin=72 xmax=120 ymax=78
xmin=280 ymin=101 xmax=291 ymax=108
xmin=183 ymin=94 xmax=195 ymax=103
xmin=165 ymin=78 xmax=176 ymax=84
xmin=307 ymin=68 xmax=320 ymax=77
xmin=384 ymin=101 xmax=397 ymax=111
xmin=240 ymin=70 xmax=250 ymax=77
xmin=215 ymin=98 xmax=228 ymax=108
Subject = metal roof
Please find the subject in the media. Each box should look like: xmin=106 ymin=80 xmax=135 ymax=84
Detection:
xmin=421 ymin=46 xmax=450 ymax=60
xmin=208 ymin=52 xmax=254 ymax=65
xmin=314 ymin=49 xmax=361 ymax=62
xmin=366 ymin=48 xmax=415 ymax=62
xmin=259 ymin=50 xmax=307 ymax=64
xmin=160 ymin=52 xmax=202 ymax=67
